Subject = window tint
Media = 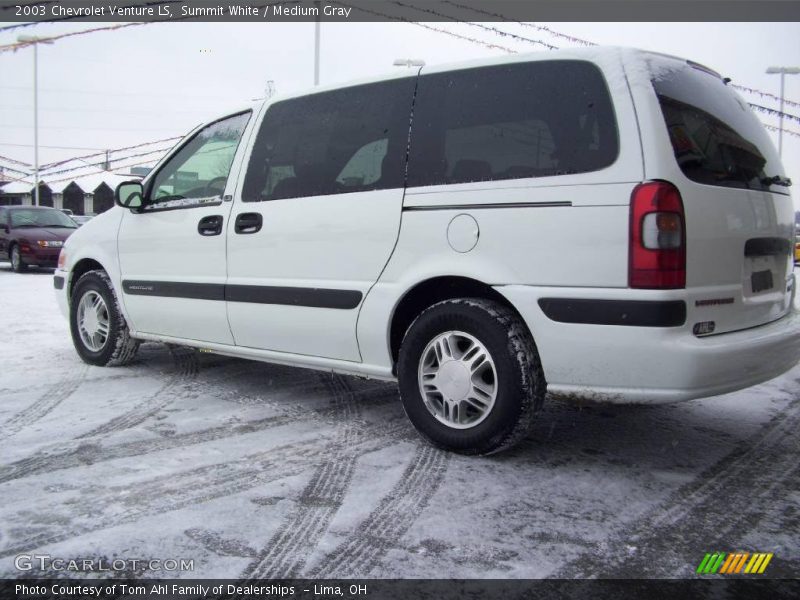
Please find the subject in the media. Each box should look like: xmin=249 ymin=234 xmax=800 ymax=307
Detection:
xmin=407 ymin=60 xmax=618 ymax=187
xmin=148 ymin=112 xmax=250 ymax=207
xmin=651 ymin=61 xmax=784 ymax=193
xmin=242 ymin=78 xmax=416 ymax=202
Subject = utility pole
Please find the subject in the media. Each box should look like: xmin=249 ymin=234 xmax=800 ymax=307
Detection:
xmin=766 ymin=66 xmax=800 ymax=157
xmin=17 ymin=35 xmax=54 ymax=206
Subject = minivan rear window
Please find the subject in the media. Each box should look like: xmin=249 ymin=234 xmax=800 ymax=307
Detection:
xmin=407 ymin=60 xmax=619 ymax=188
xmin=651 ymin=61 xmax=786 ymax=194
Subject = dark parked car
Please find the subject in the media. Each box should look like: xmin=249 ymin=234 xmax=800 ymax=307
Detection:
xmin=0 ymin=206 xmax=78 ymax=272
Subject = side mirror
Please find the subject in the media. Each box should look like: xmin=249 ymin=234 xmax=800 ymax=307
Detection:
xmin=115 ymin=181 xmax=145 ymax=210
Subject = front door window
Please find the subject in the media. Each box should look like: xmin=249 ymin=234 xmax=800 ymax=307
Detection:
xmin=147 ymin=112 xmax=250 ymax=209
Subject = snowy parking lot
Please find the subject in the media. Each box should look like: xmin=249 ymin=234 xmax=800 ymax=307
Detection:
xmin=0 ymin=263 xmax=798 ymax=579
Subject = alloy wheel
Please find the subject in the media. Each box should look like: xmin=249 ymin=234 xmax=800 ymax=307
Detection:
xmin=417 ymin=330 xmax=498 ymax=429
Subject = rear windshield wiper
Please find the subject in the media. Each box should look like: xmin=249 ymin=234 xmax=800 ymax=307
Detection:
xmin=761 ymin=174 xmax=792 ymax=187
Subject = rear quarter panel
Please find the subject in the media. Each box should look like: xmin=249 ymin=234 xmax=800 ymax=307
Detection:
xmin=357 ymin=49 xmax=646 ymax=370
xmin=624 ymin=51 xmax=795 ymax=334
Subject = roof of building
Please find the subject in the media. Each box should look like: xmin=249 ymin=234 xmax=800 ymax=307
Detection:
xmin=0 ymin=171 xmax=141 ymax=195
xmin=0 ymin=180 xmax=35 ymax=194
xmin=49 ymin=172 xmax=136 ymax=194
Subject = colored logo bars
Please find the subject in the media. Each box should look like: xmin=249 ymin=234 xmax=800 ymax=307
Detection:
xmin=696 ymin=552 xmax=774 ymax=575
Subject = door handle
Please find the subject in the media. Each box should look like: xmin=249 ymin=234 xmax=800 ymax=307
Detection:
xmin=235 ymin=212 xmax=263 ymax=234
xmin=197 ymin=215 xmax=224 ymax=236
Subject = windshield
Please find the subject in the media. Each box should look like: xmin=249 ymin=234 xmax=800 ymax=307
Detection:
xmin=10 ymin=208 xmax=78 ymax=229
xmin=651 ymin=59 xmax=787 ymax=194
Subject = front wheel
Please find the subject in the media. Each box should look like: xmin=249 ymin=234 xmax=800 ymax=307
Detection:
xmin=397 ymin=298 xmax=546 ymax=455
xmin=70 ymin=270 xmax=139 ymax=366
xmin=10 ymin=245 xmax=27 ymax=273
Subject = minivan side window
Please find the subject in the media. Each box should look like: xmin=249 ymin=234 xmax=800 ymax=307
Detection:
xmin=242 ymin=78 xmax=416 ymax=202
xmin=407 ymin=60 xmax=619 ymax=187
xmin=147 ymin=112 xmax=251 ymax=208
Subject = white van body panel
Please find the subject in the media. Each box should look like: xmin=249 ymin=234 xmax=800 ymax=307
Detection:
xmin=224 ymin=188 xmax=405 ymax=362
xmin=54 ymin=47 xmax=800 ymax=405
xmin=54 ymin=207 xmax=125 ymax=320
xmin=624 ymin=51 xmax=795 ymax=334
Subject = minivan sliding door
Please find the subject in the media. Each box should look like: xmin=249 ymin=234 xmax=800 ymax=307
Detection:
xmin=226 ymin=76 xmax=417 ymax=361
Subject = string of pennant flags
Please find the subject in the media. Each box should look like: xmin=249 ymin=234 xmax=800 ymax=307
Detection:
xmin=1 ymin=2 xmax=798 ymax=184
xmin=0 ymin=136 xmax=183 ymax=185
xmin=391 ymin=0 xmax=558 ymax=49
xmin=731 ymin=83 xmax=800 ymax=110
xmin=38 ymin=136 xmax=182 ymax=171
xmin=762 ymin=123 xmax=800 ymax=138
xmin=0 ymin=0 xmax=797 ymax=110
xmin=0 ymin=153 xmax=32 ymax=167
xmin=749 ymin=103 xmax=800 ymax=125
xmin=36 ymin=146 xmax=175 ymax=179
xmin=442 ymin=0 xmax=597 ymax=46
xmin=1 ymin=2 xmax=797 ymax=110
xmin=384 ymin=1 xmax=800 ymax=114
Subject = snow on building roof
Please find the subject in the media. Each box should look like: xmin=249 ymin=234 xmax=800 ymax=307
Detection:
xmin=0 ymin=180 xmax=35 ymax=194
xmin=1 ymin=171 xmax=142 ymax=195
xmin=48 ymin=172 xmax=140 ymax=194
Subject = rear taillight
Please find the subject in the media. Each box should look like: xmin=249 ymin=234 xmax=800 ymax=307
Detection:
xmin=629 ymin=181 xmax=686 ymax=289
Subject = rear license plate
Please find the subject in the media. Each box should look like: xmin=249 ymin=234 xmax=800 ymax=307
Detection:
xmin=751 ymin=270 xmax=774 ymax=293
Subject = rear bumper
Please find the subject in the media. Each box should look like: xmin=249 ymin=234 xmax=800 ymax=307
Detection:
xmin=496 ymin=285 xmax=800 ymax=404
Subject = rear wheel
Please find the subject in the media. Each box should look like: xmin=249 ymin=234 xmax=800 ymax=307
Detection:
xmin=397 ymin=298 xmax=545 ymax=455
xmin=70 ymin=270 xmax=139 ymax=366
xmin=10 ymin=245 xmax=26 ymax=273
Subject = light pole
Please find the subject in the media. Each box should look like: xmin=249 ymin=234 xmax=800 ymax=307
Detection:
xmin=766 ymin=66 xmax=800 ymax=158
xmin=17 ymin=35 xmax=54 ymax=206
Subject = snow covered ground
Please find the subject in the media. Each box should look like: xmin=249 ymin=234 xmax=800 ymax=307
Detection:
xmin=0 ymin=263 xmax=798 ymax=579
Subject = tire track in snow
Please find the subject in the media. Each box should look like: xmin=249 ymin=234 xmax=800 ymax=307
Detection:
xmin=0 ymin=365 xmax=89 ymax=439
xmin=0 ymin=387 xmax=411 ymax=558
xmin=0 ymin=370 xmax=142 ymax=398
xmin=309 ymin=442 xmax=451 ymax=578
xmin=0 ymin=379 xmax=397 ymax=485
xmin=75 ymin=346 xmax=200 ymax=439
xmin=241 ymin=374 xmax=364 ymax=578
xmin=554 ymin=393 xmax=800 ymax=578
xmin=73 ymin=349 xmax=254 ymax=440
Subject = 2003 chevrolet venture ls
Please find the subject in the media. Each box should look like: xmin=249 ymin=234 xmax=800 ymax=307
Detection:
xmin=54 ymin=47 xmax=800 ymax=454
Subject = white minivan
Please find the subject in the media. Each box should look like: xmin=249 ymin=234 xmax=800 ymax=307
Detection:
xmin=55 ymin=47 xmax=800 ymax=454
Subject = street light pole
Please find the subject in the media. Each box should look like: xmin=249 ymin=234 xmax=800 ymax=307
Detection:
xmin=17 ymin=35 xmax=53 ymax=206
xmin=766 ymin=66 xmax=800 ymax=158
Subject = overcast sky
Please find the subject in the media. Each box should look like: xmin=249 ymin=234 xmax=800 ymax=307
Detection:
xmin=0 ymin=21 xmax=798 ymax=206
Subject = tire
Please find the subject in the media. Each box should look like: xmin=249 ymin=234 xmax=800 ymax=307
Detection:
xmin=10 ymin=244 xmax=27 ymax=273
xmin=70 ymin=269 xmax=139 ymax=367
xmin=397 ymin=298 xmax=546 ymax=455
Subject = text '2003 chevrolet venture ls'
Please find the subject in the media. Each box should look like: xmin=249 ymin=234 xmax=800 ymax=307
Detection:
xmin=54 ymin=47 xmax=800 ymax=455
